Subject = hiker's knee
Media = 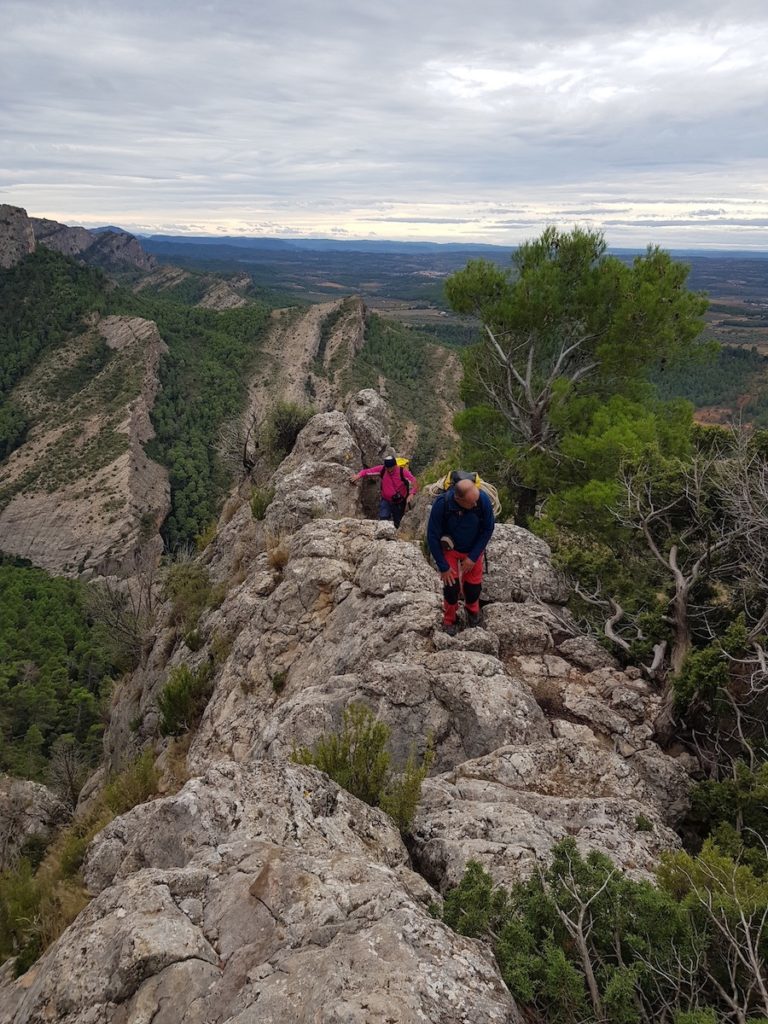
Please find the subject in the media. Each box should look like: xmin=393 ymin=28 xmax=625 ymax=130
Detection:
xmin=464 ymin=582 xmax=481 ymax=605
xmin=443 ymin=582 xmax=460 ymax=604
xmin=378 ymin=499 xmax=392 ymax=520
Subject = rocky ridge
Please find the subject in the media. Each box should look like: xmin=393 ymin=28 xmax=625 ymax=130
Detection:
xmin=0 ymin=390 xmax=693 ymax=1023
xmin=246 ymin=298 xmax=366 ymax=416
xmin=0 ymin=205 xmax=156 ymax=273
xmin=0 ymin=206 xmax=36 ymax=269
xmin=0 ymin=778 xmax=66 ymax=873
xmin=0 ymin=315 xmax=170 ymax=577
xmin=30 ymin=214 xmax=156 ymax=272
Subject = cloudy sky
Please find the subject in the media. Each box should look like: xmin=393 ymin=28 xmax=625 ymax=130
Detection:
xmin=2 ymin=0 xmax=767 ymax=248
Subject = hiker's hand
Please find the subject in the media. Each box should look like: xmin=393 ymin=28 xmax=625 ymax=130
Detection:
xmin=349 ymin=474 xmax=360 ymax=484
xmin=440 ymin=569 xmax=456 ymax=584
xmin=460 ymin=557 xmax=475 ymax=571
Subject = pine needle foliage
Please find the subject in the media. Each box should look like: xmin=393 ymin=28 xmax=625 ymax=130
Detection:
xmin=291 ymin=703 xmax=433 ymax=832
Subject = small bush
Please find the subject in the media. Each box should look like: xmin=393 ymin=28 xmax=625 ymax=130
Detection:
xmin=271 ymin=669 xmax=288 ymax=694
xmin=0 ymin=750 xmax=160 ymax=974
xmin=184 ymin=627 xmax=203 ymax=652
xmin=291 ymin=703 xmax=433 ymax=833
xmin=163 ymin=560 xmax=212 ymax=633
xmin=266 ymin=534 xmax=290 ymax=571
xmin=210 ymin=630 xmax=234 ymax=666
xmin=194 ymin=520 xmax=217 ymax=552
xmin=673 ymin=1012 xmax=718 ymax=1024
xmin=157 ymin=662 xmax=214 ymax=736
xmin=261 ymin=401 xmax=314 ymax=465
xmin=250 ymin=485 xmax=275 ymax=520
xmin=103 ymin=749 xmax=160 ymax=815
xmin=635 ymin=813 xmax=654 ymax=832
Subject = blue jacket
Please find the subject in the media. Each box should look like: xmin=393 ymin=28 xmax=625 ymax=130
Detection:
xmin=427 ymin=488 xmax=495 ymax=572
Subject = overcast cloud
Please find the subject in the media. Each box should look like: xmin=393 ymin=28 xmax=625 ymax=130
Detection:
xmin=1 ymin=0 xmax=767 ymax=247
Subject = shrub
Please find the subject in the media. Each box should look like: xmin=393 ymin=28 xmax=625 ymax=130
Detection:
xmin=103 ymin=749 xmax=160 ymax=816
xmin=162 ymin=560 xmax=212 ymax=633
xmin=291 ymin=703 xmax=433 ymax=833
xmin=271 ymin=669 xmax=288 ymax=694
xmin=673 ymin=1012 xmax=718 ymax=1024
xmin=261 ymin=401 xmax=314 ymax=465
xmin=157 ymin=662 xmax=214 ymax=736
xmin=673 ymin=617 xmax=749 ymax=712
xmin=184 ymin=628 xmax=203 ymax=652
xmin=250 ymin=485 xmax=275 ymax=520
xmin=194 ymin=520 xmax=217 ymax=551
xmin=0 ymin=749 xmax=160 ymax=974
xmin=210 ymin=630 xmax=234 ymax=667
xmin=437 ymin=838 xmax=768 ymax=1024
xmin=266 ymin=534 xmax=290 ymax=571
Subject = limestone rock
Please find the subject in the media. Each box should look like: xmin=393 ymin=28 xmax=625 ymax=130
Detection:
xmin=187 ymin=517 xmax=549 ymax=776
xmin=411 ymin=733 xmax=684 ymax=892
xmin=2 ymin=763 xmax=521 ymax=1024
xmin=0 ymin=776 xmax=67 ymax=871
xmin=344 ymin=388 xmax=391 ymax=466
xmin=558 ymin=634 xmax=619 ymax=670
xmin=265 ymin=461 xmax=358 ymax=537
xmin=197 ymin=279 xmax=248 ymax=310
xmin=483 ymin=524 xmax=570 ymax=604
xmin=277 ymin=410 xmax=360 ymax=475
xmin=30 ymin=216 xmax=93 ymax=257
xmin=0 ymin=315 xmax=170 ymax=577
xmin=30 ymin=217 xmax=156 ymax=272
xmin=0 ymin=204 xmax=36 ymax=269
xmin=483 ymin=601 xmax=561 ymax=655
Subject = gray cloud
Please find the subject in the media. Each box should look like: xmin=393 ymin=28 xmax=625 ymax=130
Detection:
xmin=1 ymin=0 xmax=767 ymax=246
xmin=361 ymin=217 xmax=474 ymax=224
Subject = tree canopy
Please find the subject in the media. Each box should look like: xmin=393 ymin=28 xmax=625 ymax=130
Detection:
xmin=446 ymin=226 xmax=709 ymax=523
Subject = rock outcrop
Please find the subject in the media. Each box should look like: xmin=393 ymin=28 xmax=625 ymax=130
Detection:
xmin=0 ymin=762 xmax=521 ymax=1024
xmin=242 ymin=300 xmax=459 ymax=462
xmin=0 ymin=205 xmax=36 ymax=269
xmin=245 ymin=299 xmax=366 ymax=417
xmin=30 ymin=215 xmax=156 ymax=272
xmin=197 ymin=276 xmax=250 ymax=310
xmin=0 ymin=315 xmax=170 ymax=577
xmin=0 ymin=777 xmax=67 ymax=871
xmin=0 ymin=392 xmax=694 ymax=1022
xmin=0 ymin=204 xmax=156 ymax=273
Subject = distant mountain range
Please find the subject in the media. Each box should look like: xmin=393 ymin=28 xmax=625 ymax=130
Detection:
xmin=136 ymin=233 xmax=768 ymax=260
xmin=143 ymin=235 xmax=510 ymax=255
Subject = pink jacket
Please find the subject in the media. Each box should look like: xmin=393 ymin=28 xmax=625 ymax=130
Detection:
xmin=358 ymin=464 xmax=418 ymax=502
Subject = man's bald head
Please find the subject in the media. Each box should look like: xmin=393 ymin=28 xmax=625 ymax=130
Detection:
xmin=455 ymin=480 xmax=480 ymax=508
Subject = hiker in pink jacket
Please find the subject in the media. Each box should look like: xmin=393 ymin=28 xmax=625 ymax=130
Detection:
xmin=351 ymin=455 xmax=418 ymax=528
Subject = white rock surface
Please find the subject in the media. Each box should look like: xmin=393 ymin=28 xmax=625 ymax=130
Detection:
xmin=0 ymin=391 xmax=694 ymax=1023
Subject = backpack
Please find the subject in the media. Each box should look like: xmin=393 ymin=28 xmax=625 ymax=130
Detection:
xmin=380 ymin=457 xmax=411 ymax=504
xmin=431 ymin=470 xmax=501 ymax=517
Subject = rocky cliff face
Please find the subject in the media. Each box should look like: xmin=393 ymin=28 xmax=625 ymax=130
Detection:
xmin=0 ymin=315 xmax=170 ymax=577
xmin=0 ymin=205 xmax=36 ymax=269
xmin=246 ymin=299 xmax=366 ymax=415
xmin=30 ymin=215 xmax=156 ymax=272
xmin=0 ymin=204 xmax=156 ymax=273
xmin=245 ymin=299 xmax=459 ymax=458
xmin=0 ymin=778 xmax=66 ymax=872
xmin=0 ymin=391 xmax=693 ymax=1023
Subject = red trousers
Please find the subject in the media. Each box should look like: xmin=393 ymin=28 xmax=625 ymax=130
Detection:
xmin=442 ymin=549 xmax=484 ymax=624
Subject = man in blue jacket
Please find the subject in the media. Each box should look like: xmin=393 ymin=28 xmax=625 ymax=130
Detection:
xmin=427 ymin=478 xmax=495 ymax=635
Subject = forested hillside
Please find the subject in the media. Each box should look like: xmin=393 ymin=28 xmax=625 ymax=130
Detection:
xmin=0 ymin=249 xmax=272 ymax=550
xmin=0 ymin=559 xmax=119 ymax=779
xmin=653 ymin=343 xmax=768 ymax=425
